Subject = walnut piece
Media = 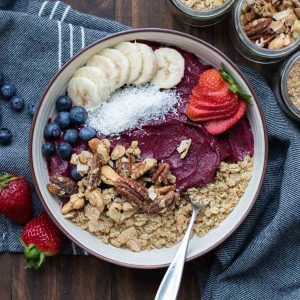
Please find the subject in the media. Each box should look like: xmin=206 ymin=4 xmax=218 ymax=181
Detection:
xmin=101 ymin=165 xmax=120 ymax=185
xmin=85 ymin=188 xmax=105 ymax=213
xmin=131 ymin=158 xmax=157 ymax=180
xmin=61 ymin=193 xmax=85 ymax=214
xmin=115 ymin=177 xmax=148 ymax=206
xmin=152 ymin=163 xmax=170 ymax=185
xmin=47 ymin=176 xmax=78 ymax=198
xmin=146 ymin=191 xmax=180 ymax=213
xmin=177 ymin=139 xmax=192 ymax=159
xmin=111 ymin=145 xmax=126 ymax=160
xmin=88 ymin=138 xmax=111 ymax=165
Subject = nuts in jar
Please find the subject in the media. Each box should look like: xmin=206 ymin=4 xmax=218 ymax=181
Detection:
xmin=241 ymin=0 xmax=300 ymax=50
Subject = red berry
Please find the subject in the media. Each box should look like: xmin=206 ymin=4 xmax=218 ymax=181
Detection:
xmin=205 ymin=101 xmax=247 ymax=135
xmin=20 ymin=212 xmax=62 ymax=269
xmin=198 ymin=68 xmax=226 ymax=92
xmin=0 ymin=173 xmax=32 ymax=224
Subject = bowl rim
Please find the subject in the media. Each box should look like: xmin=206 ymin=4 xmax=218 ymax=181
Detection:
xmin=29 ymin=28 xmax=269 ymax=269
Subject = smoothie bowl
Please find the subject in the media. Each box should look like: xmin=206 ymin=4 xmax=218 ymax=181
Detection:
xmin=30 ymin=29 xmax=267 ymax=268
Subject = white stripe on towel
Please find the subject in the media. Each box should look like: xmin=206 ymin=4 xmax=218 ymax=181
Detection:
xmin=49 ymin=1 xmax=60 ymax=20
xmin=83 ymin=250 xmax=89 ymax=256
xmin=69 ymin=24 xmax=74 ymax=57
xmin=71 ymin=242 xmax=77 ymax=255
xmin=38 ymin=1 xmax=48 ymax=17
xmin=80 ymin=26 xmax=85 ymax=49
xmin=61 ymin=5 xmax=71 ymax=23
xmin=57 ymin=20 xmax=62 ymax=69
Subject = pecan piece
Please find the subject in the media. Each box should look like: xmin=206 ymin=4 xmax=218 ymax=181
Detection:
xmin=47 ymin=176 xmax=78 ymax=198
xmin=146 ymin=191 xmax=180 ymax=214
xmin=243 ymin=18 xmax=272 ymax=38
xmin=86 ymin=155 xmax=101 ymax=191
xmin=115 ymin=177 xmax=148 ymax=206
xmin=152 ymin=163 xmax=170 ymax=185
xmin=116 ymin=154 xmax=136 ymax=177
xmin=156 ymin=184 xmax=176 ymax=195
xmin=131 ymin=158 xmax=157 ymax=180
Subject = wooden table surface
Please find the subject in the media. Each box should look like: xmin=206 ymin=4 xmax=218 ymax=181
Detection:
xmin=0 ymin=1 xmax=277 ymax=299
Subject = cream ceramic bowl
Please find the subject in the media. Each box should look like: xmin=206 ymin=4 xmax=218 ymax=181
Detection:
xmin=30 ymin=29 xmax=268 ymax=269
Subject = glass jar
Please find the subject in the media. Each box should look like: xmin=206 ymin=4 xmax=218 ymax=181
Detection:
xmin=166 ymin=0 xmax=235 ymax=27
xmin=273 ymin=51 xmax=300 ymax=121
xmin=229 ymin=0 xmax=300 ymax=64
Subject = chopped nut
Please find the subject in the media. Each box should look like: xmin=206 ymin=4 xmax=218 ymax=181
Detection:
xmin=115 ymin=177 xmax=148 ymax=206
xmin=61 ymin=193 xmax=85 ymax=214
xmin=108 ymin=203 xmax=123 ymax=223
xmin=156 ymin=185 xmax=176 ymax=195
xmin=126 ymin=238 xmax=141 ymax=252
xmin=148 ymin=185 xmax=158 ymax=201
xmin=177 ymin=139 xmax=192 ymax=159
xmin=147 ymin=191 xmax=180 ymax=213
xmin=86 ymin=155 xmax=101 ymax=191
xmin=79 ymin=151 xmax=93 ymax=164
xmin=89 ymin=138 xmax=111 ymax=165
xmin=131 ymin=158 xmax=157 ymax=180
xmin=85 ymin=188 xmax=105 ymax=213
xmin=117 ymin=226 xmax=137 ymax=244
xmin=111 ymin=145 xmax=126 ymax=160
xmin=47 ymin=176 xmax=78 ymax=198
xmin=152 ymin=163 xmax=170 ymax=185
xmin=101 ymin=165 xmax=120 ymax=185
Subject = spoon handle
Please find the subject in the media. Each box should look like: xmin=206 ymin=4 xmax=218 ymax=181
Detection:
xmin=154 ymin=207 xmax=199 ymax=300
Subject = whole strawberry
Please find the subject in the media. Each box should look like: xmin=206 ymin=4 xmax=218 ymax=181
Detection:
xmin=0 ymin=173 xmax=32 ymax=224
xmin=20 ymin=212 xmax=62 ymax=269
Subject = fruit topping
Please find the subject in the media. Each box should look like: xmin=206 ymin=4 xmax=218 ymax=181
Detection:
xmin=41 ymin=142 xmax=56 ymax=157
xmin=70 ymin=166 xmax=83 ymax=181
xmin=69 ymin=106 xmax=88 ymax=125
xmin=185 ymin=65 xmax=251 ymax=135
xmin=63 ymin=129 xmax=78 ymax=145
xmin=56 ymin=95 xmax=72 ymax=112
xmin=9 ymin=95 xmax=24 ymax=112
xmin=79 ymin=126 xmax=96 ymax=141
xmin=20 ymin=212 xmax=62 ymax=269
xmin=43 ymin=122 xmax=61 ymax=140
xmin=57 ymin=142 xmax=73 ymax=160
xmin=0 ymin=128 xmax=13 ymax=145
xmin=56 ymin=111 xmax=71 ymax=128
xmin=205 ymin=101 xmax=247 ymax=135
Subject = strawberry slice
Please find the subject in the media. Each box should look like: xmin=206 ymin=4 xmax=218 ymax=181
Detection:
xmin=205 ymin=101 xmax=247 ymax=135
xmin=189 ymin=94 xmax=237 ymax=111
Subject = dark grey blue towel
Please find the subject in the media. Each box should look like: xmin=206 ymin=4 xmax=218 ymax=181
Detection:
xmin=1 ymin=1 xmax=299 ymax=299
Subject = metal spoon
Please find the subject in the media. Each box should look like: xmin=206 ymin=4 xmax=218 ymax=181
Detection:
xmin=154 ymin=197 xmax=207 ymax=300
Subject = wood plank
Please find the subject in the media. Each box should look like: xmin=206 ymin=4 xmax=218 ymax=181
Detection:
xmin=0 ymin=253 xmax=12 ymax=300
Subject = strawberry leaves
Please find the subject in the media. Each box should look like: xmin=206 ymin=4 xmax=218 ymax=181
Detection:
xmin=219 ymin=63 xmax=252 ymax=102
xmin=23 ymin=243 xmax=46 ymax=269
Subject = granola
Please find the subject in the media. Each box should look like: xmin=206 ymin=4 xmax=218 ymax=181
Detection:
xmin=241 ymin=0 xmax=300 ymax=49
xmin=180 ymin=0 xmax=227 ymax=10
xmin=287 ymin=58 xmax=300 ymax=109
xmin=68 ymin=155 xmax=253 ymax=251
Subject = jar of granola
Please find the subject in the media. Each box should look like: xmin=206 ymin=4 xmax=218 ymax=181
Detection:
xmin=273 ymin=51 xmax=300 ymax=121
xmin=166 ymin=0 xmax=235 ymax=27
xmin=229 ymin=0 xmax=300 ymax=64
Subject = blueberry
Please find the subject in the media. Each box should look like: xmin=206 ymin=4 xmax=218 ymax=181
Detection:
xmin=9 ymin=95 xmax=24 ymax=112
xmin=69 ymin=106 xmax=88 ymax=125
xmin=43 ymin=122 xmax=61 ymax=140
xmin=79 ymin=126 xmax=96 ymax=141
xmin=56 ymin=95 xmax=72 ymax=112
xmin=28 ymin=103 xmax=36 ymax=118
xmin=57 ymin=142 xmax=73 ymax=160
xmin=1 ymin=82 xmax=16 ymax=99
xmin=56 ymin=111 xmax=71 ymax=128
xmin=70 ymin=166 xmax=83 ymax=181
xmin=41 ymin=142 xmax=56 ymax=157
xmin=64 ymin=129 xmax=78 ymax=145
xmin=0 ymin=70 xmax=3 ymax=85
xmin=0 ymin=128 xmax=13 ymax=146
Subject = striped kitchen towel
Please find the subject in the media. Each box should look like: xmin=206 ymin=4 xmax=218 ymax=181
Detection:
xmin=1 ymin=2 xmax=300 ymax=300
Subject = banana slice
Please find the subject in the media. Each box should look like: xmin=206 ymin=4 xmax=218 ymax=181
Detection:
xmin=151 ymin=48 xmax=185 ymax=89
xmin=114 ymin=42 xmax=142 ymax=84
xmin=99 ymin=48 xmax=129 ymax=88
xmin=86 ymin=55 xmax=118 ymax=92
xmin=73 ymin=66 xmax=110 ymax=103
xmin=67 ymin=77 xmax=99 ymax=110
xmin=133 ymin=43 xmax=157 ymax=85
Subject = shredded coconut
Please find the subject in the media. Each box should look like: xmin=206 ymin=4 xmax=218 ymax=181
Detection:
xmin=87 ymin=85 xmax=180 ymax=135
